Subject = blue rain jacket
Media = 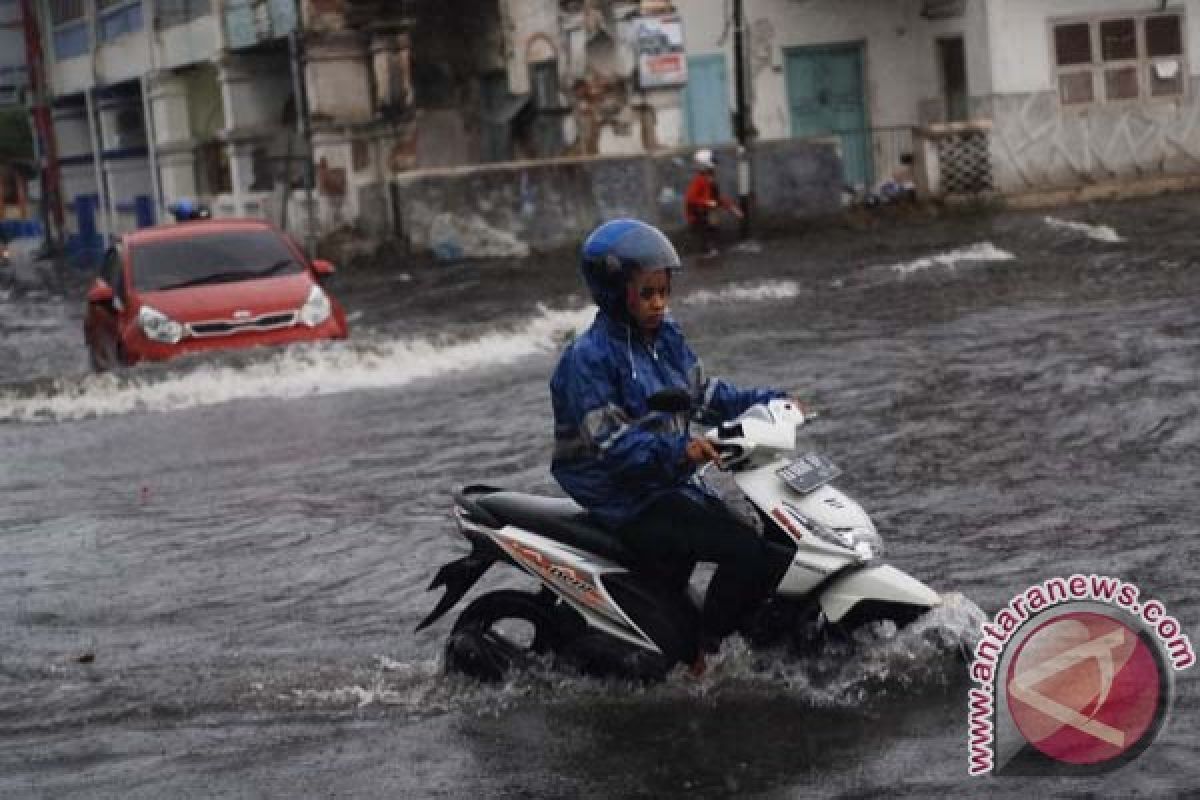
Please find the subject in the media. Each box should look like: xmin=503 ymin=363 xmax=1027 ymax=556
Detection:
xmin=550 ymin=308 xmax=783 ymax=530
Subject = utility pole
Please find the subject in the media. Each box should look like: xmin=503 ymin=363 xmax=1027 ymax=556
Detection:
xmin=732 ymin=0 xmax=752 ymax=239
xmin=288 ymin=28 xmax=318 ymax=259
xmin=19 ymin=0 xmax=63 ymax=249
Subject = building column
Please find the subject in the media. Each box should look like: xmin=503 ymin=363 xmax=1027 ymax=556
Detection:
xmin=301 ymin=31 xmax=372 ymax=232
xmin=147 ymin=71 xmax=198 ymax=211
xmin=156 ymin=145 xmax=198 ymax=208
xmin=217 ymin=53 xmax=287 ymax=216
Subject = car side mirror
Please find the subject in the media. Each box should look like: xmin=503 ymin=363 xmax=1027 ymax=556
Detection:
xmin=311 ymin=258 xmax=336 ymax=277
xmin=87 ymin=280 xmax=114 ymax=305
xmin=647 ymin=388 xmax=692 ymax=413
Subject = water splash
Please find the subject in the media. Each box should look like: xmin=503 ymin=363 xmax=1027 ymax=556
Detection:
xmin=888 ymin=243 xmax=1015 ymax=276
xmin=682 ymin=280 xmax=800 ymax=306
xmin=0 ymin=279 xmax=807 ymax=423
xmin=1044 ymin=216 xmax=1123 ymax=243
xmin=0 ymin=305 xmax=593 ymax=423
xmin=269 ymin=593 xmax=984 ymax=716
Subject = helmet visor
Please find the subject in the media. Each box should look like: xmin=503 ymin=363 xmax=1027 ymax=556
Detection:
xmin=610 ymin=224 xmax=681 ymax=273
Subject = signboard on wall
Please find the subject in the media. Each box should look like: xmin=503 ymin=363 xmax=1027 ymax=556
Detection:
xmin=636 ymin=15 xmax=687 ymax=89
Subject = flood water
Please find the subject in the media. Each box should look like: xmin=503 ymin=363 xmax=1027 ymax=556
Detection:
xmin=1 ymin=196 xmax=1198 ymax=797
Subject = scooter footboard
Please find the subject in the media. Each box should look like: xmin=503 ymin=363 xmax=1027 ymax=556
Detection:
xmin=818 ymin=564 xmax=941 ymax=624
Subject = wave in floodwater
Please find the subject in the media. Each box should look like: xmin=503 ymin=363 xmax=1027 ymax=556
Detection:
xmin=0 ymin=280 xmax=804 ymax=423
xmin=1043 ymin=216 xmax=1123 ymax=243
xmin=263 ymin=593 xmax=984 ymax=717
xmin=681 ymin=280 xmax=800 ymax=306
xmin=0 ymin=305 xmax=591 ymax=423
xmin=887 ymin=243 xmax=1015 ymax=276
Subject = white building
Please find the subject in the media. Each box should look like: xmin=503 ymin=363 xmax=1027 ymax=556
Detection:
xmin=30 ymin=1 xmax=1200 ymax=258
xmin=672 ymin=0 xmax=1200 ymax=198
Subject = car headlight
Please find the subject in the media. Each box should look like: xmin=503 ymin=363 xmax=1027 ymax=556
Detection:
xmin=138 ymin=305 xmax=185 ymax=344
xmin=298 ymin=285 xmax=331 ymax=327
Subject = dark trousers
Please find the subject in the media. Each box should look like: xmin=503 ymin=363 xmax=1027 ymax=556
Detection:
xmin=615 ymin=491 xmax=792 ymax=643
xmin=689 ymin=215 xmax=718 ymax=253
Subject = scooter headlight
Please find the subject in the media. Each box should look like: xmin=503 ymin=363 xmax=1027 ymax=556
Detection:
xmin=846 ymin=529 xmax=885 ymax=561
xmin=137 ymin=305 xmax=185 ymax=344
xmin=298 ymin=285 xmax=331 ymax=327
xmin=787 ymin=507 xmax=884 ymax=561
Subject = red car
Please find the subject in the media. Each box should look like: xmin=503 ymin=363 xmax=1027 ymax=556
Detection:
xmin=84 ymin=219 xmax=348 ymax=370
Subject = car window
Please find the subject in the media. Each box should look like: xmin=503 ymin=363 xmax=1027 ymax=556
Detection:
xmin=101 ymin=248 xmax=123 ymax=297
xmin=130 ymin=229 xmax=305 ymax=292
xmin=112 ymin=248 xmax=127 ymax=299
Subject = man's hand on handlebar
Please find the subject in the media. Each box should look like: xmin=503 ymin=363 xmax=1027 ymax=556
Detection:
xmin=685 ymin=436 xmax=723 ymax=468
xmin=790 ymin=395 xmax=817 ymax=418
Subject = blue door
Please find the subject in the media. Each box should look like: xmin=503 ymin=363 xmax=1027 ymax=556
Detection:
xmin=683 ymin=54 xmax=733 ymax=145
xmin=134 ymin=195 xmax=155 ymax=228
xmin=785 ymin=43 xmax=873 ymax=189
xmin=76 ymin=194 xmax=97 ymax=240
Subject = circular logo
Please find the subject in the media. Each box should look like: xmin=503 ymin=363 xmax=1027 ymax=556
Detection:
xmin=1005 ymin=611 xmax=1167 ymax=766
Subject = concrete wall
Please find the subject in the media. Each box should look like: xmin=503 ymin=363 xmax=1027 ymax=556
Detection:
xmin=389 ymin=139 xmax=840 ymax=258
xmin=984 ymin=0 xmax=1200 ymax=193
xmin=676 ymin=0 xmax=990 ymax=152
xmin=741 ymin=0 xmax=931 ymax=138
xmin=985 ymin=0 xmax=1196 ymax=94
xmin=154 ymin=13 xmax=222 ymax=71
xmin=911 ymin=0 xmax=992 ymax=117
xmin=0 ymin=0 xmax=27 ymax=104
xmin=96 ymin=32 xmax=151 ymax=86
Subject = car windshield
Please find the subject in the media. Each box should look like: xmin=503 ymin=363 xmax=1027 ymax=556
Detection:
xmin=131 ymin=229 xmax=305 ymax=292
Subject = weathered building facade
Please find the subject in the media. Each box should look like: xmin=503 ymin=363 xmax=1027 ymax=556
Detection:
xmin=30 ymin=1 xmax=1200 ymax=259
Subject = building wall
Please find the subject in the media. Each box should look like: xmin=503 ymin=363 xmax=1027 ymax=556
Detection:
xmin=984 ymin=0 xmax=1200 ymax=193
xmin=739 ymin=0 xmax=932 ymax=139
xmin=0 ymin=0 xmax=28 ymax=106
xmin=912 ymin=0 xmax=992 ymax=115
xmin=985 ymin=0 xmax=1198 ymax=94
xmin=390 ymin=139 xmax=841 ymax=258
xmin=155 ymin=12 xmax=221 ymax=70
xmin=96 ymin=30 xmax=151 ymax=86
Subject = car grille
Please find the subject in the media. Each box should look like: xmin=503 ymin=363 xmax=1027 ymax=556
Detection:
xmin=187 ymin=311 xmax=298 ymax=338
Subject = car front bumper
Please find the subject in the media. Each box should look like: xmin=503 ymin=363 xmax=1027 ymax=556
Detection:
xmin=120 ymin=314 xmax=348 ymax=364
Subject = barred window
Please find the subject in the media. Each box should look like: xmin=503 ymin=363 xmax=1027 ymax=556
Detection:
xmin=98 ymin=1 xmax=143 ymax=43
xmin=156 ymin=0 xmax=212 ymax=29
xmin=49 ymin=0 xmax=84 ymax=25
xmin=1052 ymin=13 xmax=1186 ymax=106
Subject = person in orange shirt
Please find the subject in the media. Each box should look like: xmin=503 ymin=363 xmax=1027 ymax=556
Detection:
xmin=683 ymin=149 xmax=742 ymax=257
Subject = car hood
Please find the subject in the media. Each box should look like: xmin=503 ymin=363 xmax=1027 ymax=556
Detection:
xmin=137 ymin=274 xmax=315 ymax=321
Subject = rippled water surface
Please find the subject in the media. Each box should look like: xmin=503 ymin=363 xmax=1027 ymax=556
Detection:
xmin=2 ymin=197 xmax=1199 ymax=797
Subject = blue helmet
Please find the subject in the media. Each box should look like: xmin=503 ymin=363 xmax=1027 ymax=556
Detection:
xmin=168 ymin=198 xmax=211 ymax=222
xmin=580 ymin=219 xmax=681 ymax=318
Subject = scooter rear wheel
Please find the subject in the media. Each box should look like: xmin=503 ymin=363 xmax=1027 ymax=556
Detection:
xmin=445 ymin=590 xmax=565 ymax=682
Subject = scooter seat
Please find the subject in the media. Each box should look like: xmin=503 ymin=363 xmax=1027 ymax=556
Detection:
xmin=465 ymin=489 xmax=636 ymax=567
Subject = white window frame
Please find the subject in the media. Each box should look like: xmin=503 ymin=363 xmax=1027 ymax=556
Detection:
xmin=1050 ymin=9 xmax=1188 ymax=109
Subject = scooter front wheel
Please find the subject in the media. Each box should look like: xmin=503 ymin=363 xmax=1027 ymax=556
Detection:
xmin=445 ymin=589 xmax=567 ymax=682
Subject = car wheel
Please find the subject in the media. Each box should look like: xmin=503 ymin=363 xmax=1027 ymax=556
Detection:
xmin=89 ymin=338 xmax=118 ymax=372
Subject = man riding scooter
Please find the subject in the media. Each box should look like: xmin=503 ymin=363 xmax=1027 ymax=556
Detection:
xmin=550 ymin=219 xmax=800 ymax=669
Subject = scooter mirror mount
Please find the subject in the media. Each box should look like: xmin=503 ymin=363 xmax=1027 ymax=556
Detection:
xmin=646 ymin=388 xmax=692 ymax=413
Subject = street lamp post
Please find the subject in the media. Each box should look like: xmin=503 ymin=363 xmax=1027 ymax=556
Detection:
xmin=732 ymin=0 xmax=752 ymax=239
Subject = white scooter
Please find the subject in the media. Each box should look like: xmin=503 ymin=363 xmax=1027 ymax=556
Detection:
xmin=418 ymin=392 xmax=941 ymax=681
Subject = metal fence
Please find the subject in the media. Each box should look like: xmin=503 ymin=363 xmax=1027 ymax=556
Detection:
xmin=828 ymin=125 xmax=915 ymax=194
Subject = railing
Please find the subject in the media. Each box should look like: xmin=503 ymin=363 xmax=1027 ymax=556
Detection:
xmin=913 ymin=121 xmax=994 ymax=198
xmin=827 ymin=125 xmax=915 ymax=194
